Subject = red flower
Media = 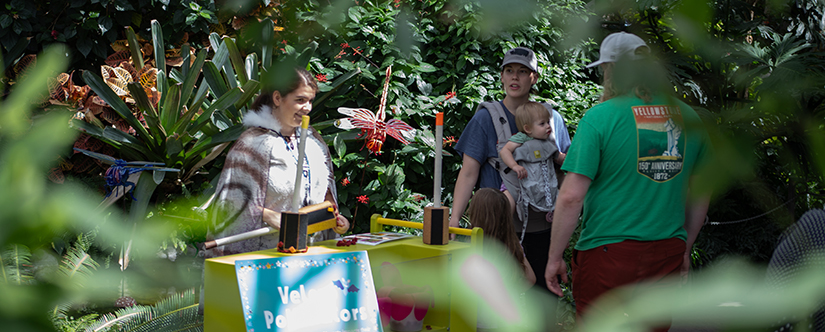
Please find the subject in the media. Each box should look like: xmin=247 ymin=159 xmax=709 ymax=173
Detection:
xmin=393 ymin=0 xmax=401 ymax=7
xmin=281 ymin=39 xmax=288 ymax=45
xmin=341 ymin=42 xmax=350 ymax=49
xmin=341 ymin=177 xmax=351 ymax=186
xmin=443 ymin=136 xmax=457 ymax=147
xmin=445 ymin=91 xmax=456 ymax=100
xmin=316 ymin=74 xmax=328 ymax=83
xmin=357 ymin=195 xmax=370 ymax=204
xmin=51 ymin=30 xmax=58 ymax=40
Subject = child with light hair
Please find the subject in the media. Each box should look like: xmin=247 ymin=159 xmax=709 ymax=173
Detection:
xmin=499 ymin=101 xmax=565 ymax=239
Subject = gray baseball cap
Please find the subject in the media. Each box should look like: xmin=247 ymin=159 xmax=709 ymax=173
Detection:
xmin=586 ymin=32 xmax=650 ymax=68
xmin=501 ymin=47 xmax=538 ymax=72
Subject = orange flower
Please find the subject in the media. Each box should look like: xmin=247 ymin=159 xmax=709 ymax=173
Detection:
xmin=445 ymin=91 xmax=456 ymax=100
xmin=316 ymin=74 xmax=328 ymax=83
xmin=341 ymin=177 xmax=351 ymax=186
xmin=357 ymin=195 xmax=370 ymax=204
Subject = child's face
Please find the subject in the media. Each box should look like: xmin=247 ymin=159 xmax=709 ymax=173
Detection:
xmin=524 ymin=116 xmax=552 ymax=140
xmin=501 ymin=64 xmax=537 ymax=99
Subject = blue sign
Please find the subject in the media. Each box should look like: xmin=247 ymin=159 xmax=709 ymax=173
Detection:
xmin=235 ymin=251 xmax=383 ymax=332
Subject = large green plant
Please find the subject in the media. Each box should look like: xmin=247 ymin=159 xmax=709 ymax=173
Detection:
xmin=73 ymin=20 xmax=257 ymax=223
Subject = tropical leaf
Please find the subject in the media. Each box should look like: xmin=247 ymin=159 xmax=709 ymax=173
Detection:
xmin=106 ymin=77 xmax=130 ymax=97
xmin=125 ymin=26 xmax=144 ymax=71
xmin=1 ymin=244 xmax=35 ymax=285
xmin=83 ymin=289 xmax=202 ymax=332
xmin=106 ymin=51 xmax=133 ymax=67
xmin=13 ymin=54 xmax=36 ymax=78
xmin=111 ymin=40 xmax=130 ymax=52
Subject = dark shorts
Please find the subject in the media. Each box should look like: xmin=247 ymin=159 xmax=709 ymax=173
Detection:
xmin=572 ymin=238 xmax=686 ymax=331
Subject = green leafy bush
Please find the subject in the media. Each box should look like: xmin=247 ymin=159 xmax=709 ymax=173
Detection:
xmin=1 ymin=0 xmax=218 ymax=74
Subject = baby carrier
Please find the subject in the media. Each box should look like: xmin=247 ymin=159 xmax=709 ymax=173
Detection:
xmin=476 ymin=101 xmax=560 ymax=240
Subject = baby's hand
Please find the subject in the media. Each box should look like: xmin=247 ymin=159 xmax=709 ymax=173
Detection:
xmin=514 ymin=165 xmax=527 ymax=179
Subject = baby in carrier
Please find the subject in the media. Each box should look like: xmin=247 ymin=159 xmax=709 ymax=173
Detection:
xmin=499 ymin=102 xmax=565 ymax=239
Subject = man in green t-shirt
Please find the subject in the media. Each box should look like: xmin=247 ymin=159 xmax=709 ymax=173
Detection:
xmin=543 ymin=32 xmax=712 ymax=331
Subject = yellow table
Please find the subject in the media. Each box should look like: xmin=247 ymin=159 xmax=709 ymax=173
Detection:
xmin=204 ymin=236 xmax=479 ymax=332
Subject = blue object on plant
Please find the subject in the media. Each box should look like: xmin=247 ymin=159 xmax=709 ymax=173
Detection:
xmin=73 ymin=148 xmax=180 ymax=200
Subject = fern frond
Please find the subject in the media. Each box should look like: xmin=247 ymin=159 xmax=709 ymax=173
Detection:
xmin=58 ymin=241 xmax=99 ymax=282
xmin=84 ymin=289 xmax=203 ymax=332
xmin=2 ymin=244 xmax=35 ymax=285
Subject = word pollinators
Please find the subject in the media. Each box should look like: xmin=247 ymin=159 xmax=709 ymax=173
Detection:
xmin=262 ymin=283 xmax=379 ymax=330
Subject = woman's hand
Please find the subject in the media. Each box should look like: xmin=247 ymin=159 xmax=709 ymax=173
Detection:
xmin=333 ymin=213 xmax=350 ymax=234
xmin=262 ymin=208 xmax=281 ymax=229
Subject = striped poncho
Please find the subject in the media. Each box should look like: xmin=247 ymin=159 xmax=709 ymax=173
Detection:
xmin=204 ymin=106 xmax=338 ymax=257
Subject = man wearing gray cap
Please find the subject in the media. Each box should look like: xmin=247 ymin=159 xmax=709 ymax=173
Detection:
xmin=544 ymin=32 xmax=712 ymax=331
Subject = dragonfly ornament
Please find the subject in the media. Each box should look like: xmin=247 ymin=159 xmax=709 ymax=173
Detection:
xmin=335 ymin=66 xmax=415 ymax=155
xmin=73 ymin=148 xmax=180 ymax=201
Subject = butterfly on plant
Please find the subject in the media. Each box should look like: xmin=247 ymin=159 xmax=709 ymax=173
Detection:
xmin=334 ymin=66 xmax=415 ymax=155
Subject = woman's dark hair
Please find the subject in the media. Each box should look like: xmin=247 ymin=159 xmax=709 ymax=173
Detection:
xmin=251 ymin=67 xmax=318 ymax=110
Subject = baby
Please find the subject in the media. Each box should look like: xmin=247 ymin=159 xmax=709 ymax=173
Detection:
xmin=499 ymin=102 xmax=565 ymax=234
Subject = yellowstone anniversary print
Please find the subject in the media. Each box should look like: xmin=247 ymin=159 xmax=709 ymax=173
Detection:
xmin=634 ymin=105 xmax=685 ymax=182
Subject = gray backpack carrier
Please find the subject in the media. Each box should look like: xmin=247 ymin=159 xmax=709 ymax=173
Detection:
xmin=476 ymin=101 xmax=560 ymax=241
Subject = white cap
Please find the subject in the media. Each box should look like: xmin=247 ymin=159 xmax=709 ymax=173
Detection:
xmin=586 ymin=32 xmax=649 ymax=68
xmin=501 ymin=47 xmax=538 ymax=72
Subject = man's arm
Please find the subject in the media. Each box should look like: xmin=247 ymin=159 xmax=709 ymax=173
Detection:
xmin=499 ymin=141 xmax=526 ymax=179
xmin=545 ymin=172 xmax=591 ymax=296
xmin=682 ymin=175 xmax=711 ymax=277
xmin=449 ymin=154 xmax=481 ymax=229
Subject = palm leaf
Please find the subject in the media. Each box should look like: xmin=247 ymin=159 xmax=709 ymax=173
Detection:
xmin=58 ymin=240 xmax=99 ymax=281
xmin=1 ymin=244 xmax=34 ymax=285
xmin=84 ymin=289 xmax=202 ymax=332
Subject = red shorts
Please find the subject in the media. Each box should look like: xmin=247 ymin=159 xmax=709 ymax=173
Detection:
xmin=571 ymin=238 xmax=686 ymax=331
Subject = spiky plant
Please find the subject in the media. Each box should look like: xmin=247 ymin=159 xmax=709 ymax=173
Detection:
xmin=83 ymin=289 xmax=202 ymax=332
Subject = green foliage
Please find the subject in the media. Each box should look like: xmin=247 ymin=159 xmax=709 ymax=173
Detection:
xmin=82 ymin=289 xmax=202 ymax=332
xmin=0 ymin=44 xmax=175 ymax=332
xmin=0 ymin=245 xmax=34 ymax=286
xmin=0 ymin=0 xmax=218 ymax=73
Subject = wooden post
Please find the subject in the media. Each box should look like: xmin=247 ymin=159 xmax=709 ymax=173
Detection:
xmin=423 ymin=206 xmax=449 ymax=245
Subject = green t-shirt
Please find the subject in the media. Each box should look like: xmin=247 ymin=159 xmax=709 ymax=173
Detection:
xmin=562 ymin=94 xmax=711 ymax=251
